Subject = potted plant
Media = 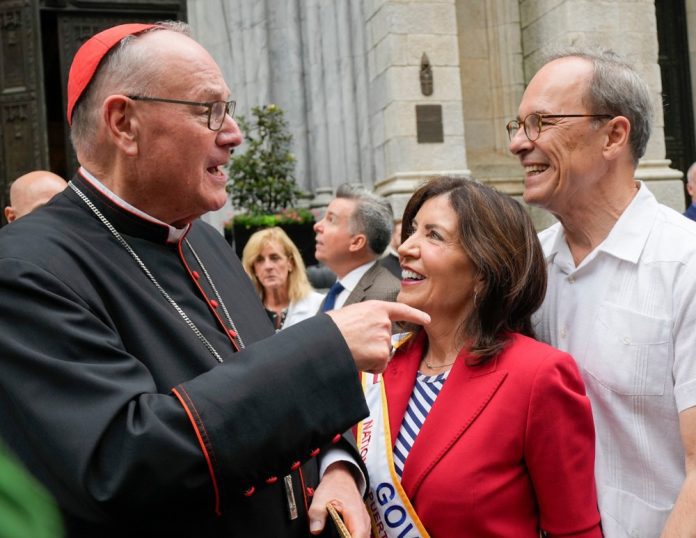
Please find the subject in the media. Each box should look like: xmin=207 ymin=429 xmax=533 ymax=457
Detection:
xmin=226 ymin=104 xmax=317 ymax=266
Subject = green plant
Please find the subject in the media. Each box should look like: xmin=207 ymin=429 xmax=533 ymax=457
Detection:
xmin=230 ymin=208 xmax=316 ymax=229
xmin=226 ymin=104 xmax=300 ymax=215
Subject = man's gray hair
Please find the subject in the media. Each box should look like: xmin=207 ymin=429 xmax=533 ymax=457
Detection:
xmin=687 ymin=162 xmax=696 ymax=187
xmin=545 ymin=47 xmax=653 ymax=165
xmin=70 ymin=21 xmax=192 ymax=158
xmin=335 ymin=184 xmax=393 ymax=256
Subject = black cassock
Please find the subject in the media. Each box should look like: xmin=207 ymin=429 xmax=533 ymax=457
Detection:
xmin=0 ymin=172 xmax=367 ymax=537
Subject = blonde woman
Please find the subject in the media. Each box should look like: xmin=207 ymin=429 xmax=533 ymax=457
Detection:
xmin=242 ymin=227 xmax=324 ymax=330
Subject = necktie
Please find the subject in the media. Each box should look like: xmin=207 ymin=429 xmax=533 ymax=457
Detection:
xmin=322 ymin=281 xmax=345 ymax=312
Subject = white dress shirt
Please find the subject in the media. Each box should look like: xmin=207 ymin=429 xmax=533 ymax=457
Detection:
xmin=534 ymin=182 xmax=696 ymax=537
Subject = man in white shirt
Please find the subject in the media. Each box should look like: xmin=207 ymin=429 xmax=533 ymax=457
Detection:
xmin=508 ymin=48 xmax=696 ymax=537
xmin=314 ymin=184 xmax=400 ymax=311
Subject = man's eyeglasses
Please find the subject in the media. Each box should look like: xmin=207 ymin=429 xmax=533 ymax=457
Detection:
xmin=127 ymin=95 xmax=236 ymax=131
xmin=506 ymin=113 xmax=614 ymax=142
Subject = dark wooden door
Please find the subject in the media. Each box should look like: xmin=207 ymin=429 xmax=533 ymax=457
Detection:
xmin=0 ymin=0 xmax=49 ymax=221
xmin=656 ymin=0 xmax=696 ymax=203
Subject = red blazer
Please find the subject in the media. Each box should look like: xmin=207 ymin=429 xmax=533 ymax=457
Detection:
xmin=383 ymin=331 xmax=601 ymax=537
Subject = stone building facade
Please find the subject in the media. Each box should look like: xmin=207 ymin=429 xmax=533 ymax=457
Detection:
xmin=188 ymin=0 xmax=696 ymax=228
xmin=0 ymin=1 xmax=693 ymax=229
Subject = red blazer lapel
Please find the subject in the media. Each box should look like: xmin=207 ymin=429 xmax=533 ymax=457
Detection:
xmin=397 ymin=347 xmax=508 ymax=498
xmin=383 ymin=331 xmax=426 ymax=439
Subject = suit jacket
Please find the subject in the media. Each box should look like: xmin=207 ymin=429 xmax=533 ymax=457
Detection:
xmin=343 ymin=262 xmax=400 ymax=306
xmin=378 ymin=252 xmax=401 ymax=280
xmin=382 ymin=330 xmax=601 ymax=537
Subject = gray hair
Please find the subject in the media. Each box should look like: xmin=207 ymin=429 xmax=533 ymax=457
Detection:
xmin=545 ymin=47 xmax=653 ymax=165
xmin=335 ymin=184 xmax=393 ymax=256
xmin=70 ymin=21 xmax=192 ymax=158
xmin=688 ymin=162 xmax=696 ymax=187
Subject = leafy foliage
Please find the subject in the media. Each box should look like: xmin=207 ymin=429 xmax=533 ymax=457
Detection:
xmin=231 ymin=208 xmax=316 ymax=229
xmin=227 ymin=104 xmax=301 ymax=216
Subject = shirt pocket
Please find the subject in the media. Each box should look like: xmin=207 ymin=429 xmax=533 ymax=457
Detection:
xmin=600 ymin=486 xmax=672 ymax=537
xmin=584 ymin=302 xmax=671 ymax=396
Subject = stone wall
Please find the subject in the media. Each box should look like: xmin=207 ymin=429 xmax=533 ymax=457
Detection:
xmin=367 ymin=0 xmax=470 ymax=217
xmin=688 ymin=0 xmax=696 ymax=143
xmin=190 ymin=0 xmax=692 ymax=231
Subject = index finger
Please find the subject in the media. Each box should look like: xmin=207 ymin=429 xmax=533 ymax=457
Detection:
xmin=383 ymin=301 xmax=430 ymax=326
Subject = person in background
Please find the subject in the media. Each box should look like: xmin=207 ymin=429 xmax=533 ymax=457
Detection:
xmin=242 ymin=227 xmax=324 ymax=330
xmin=356 ymin=176 xmax=600 ymax=537
xmin=3 ymin=170 xmax=67 ymax=223
xmin=306 ymin=261 xmax=336 ymax=291
xmin=684 ymin=162 xmax=696 ymax=221
xmin=314 ymin=184 xmax=399 ymax=312
xmin=508 ymin=47 xmax=696 ymax=536
xmin=378 ymin=214 xmax=402 ymax=279
xmin=0 ymin=21 xmax=429 ymax=538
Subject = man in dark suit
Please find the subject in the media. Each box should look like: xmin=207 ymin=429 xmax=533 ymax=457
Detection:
xmin=314 ymin=184 xmax=400 ymax=311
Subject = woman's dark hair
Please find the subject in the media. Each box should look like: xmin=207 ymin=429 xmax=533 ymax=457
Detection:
xmin=401 ymin=176 xmax=547 ymax=364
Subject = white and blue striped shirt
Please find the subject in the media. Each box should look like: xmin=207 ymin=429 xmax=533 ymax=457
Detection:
xmin=393 ymin=369 xmax=450 ymax=477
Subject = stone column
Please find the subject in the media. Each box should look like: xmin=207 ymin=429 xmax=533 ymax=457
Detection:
xmin=688 ymin=0 xmax=696 ymax=136
xmin=367 ymin=0 xmax=470 ymax=217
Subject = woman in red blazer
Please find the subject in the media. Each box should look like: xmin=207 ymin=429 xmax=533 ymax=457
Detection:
xmin=356 ymin=176 xmax=601 ymax=537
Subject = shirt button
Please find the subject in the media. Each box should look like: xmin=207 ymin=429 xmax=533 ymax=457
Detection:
xmin=623 ymin=336 xmax=631 ymax=345
xmin=210 ymin=299 xmax=219 ymax=309
xmin=568 ymin=276 xmax=575 ymax=283
xmin=560 ymin=328 xmax=567 ymax=338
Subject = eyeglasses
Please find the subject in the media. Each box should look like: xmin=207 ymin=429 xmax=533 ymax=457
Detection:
xmin=127 ymin=95 xmax=236 ymax=131
xmin=506 ymin=113 xmax=614 ymax=142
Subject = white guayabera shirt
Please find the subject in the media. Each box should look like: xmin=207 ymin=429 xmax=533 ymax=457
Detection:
xmin=534 ymin=182 xmax=696 ymax=538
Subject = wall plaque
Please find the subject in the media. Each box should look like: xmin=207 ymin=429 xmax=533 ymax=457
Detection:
xmin=415 ymin=104 xmax=443 ymax=143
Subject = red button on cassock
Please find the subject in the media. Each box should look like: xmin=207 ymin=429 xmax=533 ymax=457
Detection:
xmin=290 ymin=461 xmax=301 ymax=471
xmin=332 ymin=434 xmax=342 ymax=444
xmin=192 ymin=271 xmax=200 ymax=279
xmin=265 ymin=476 xmax=278 ymax=485
xmin=210 ymin=299 xmax=219 ymax=308
xmin=243 ymin=486 xmax=255 ymax=497
xmin=310 ymin=448 xmax=320 ymax=457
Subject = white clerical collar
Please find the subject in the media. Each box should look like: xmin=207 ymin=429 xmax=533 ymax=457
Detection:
xmin=78 ymin=167 xmax=189 ymax=243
